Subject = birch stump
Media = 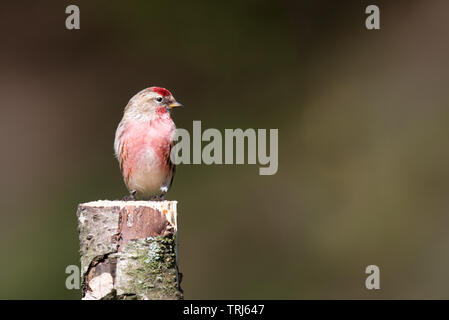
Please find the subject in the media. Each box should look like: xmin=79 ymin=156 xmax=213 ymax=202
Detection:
xmin=76 ymin=200 xmax=183 ymax=300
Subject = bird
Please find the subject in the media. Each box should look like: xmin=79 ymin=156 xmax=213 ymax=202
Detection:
xmin=114 ymin=87 xmax=182 ymax=200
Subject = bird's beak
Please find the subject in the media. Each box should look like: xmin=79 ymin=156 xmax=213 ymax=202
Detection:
xmin=168 ymin=101 xmax=183 ymax=109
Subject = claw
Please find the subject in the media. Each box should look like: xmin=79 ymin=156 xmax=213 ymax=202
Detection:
xmin=122 ymin=190 xmax=136 ymax=201
xmin=150 ymin=193 xmax=166 ymax=201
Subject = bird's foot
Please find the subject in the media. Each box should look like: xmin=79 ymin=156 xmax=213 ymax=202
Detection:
xmin=150 ymin=194 xmax=166 ymax=201
xmin=122 ymin=190 xmax=136 ymax=201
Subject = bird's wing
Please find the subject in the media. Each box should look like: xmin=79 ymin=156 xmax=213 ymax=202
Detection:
xmin=167 ymin=141 xmax=176 ymax=190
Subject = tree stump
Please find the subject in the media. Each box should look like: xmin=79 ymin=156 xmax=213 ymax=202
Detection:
xmin=76 ymin=200 xmax=183 ymax=300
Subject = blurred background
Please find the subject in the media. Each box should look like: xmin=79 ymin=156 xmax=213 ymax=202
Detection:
xmin=1 ymin=0 xmax=449 ymax=299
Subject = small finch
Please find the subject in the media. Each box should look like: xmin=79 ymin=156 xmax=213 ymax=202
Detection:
xmin=114 ymin=87 xmax=182 ymax=200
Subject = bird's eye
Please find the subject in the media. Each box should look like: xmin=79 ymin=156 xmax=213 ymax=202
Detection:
xmin=156 ymin=97 xmax=163 ymax=102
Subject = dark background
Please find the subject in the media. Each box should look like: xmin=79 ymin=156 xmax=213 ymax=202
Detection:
xmin=1 ymin=0 xmax=449 ymax=299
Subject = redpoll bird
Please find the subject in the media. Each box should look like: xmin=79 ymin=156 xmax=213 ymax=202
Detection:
xmin=114 ymin=87 xmax=182 ymax=200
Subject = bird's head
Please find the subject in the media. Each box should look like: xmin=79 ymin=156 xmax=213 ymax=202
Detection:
xmin=124 ymin=86 xmax=182 ymax=120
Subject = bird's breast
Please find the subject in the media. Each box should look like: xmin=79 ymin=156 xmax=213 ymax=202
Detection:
xmin=126 ymin=117 xmax=175 ymax=167
xmin=119 ymin=116 xmax=175 ymax=190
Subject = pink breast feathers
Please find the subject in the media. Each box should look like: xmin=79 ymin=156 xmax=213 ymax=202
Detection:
xmin=120 ymin=116 xmax=175 ymax=184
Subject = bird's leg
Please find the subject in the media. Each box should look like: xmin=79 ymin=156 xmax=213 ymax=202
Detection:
xmin=122 ymin=190 xmax=136 ymax=201
xmin=150 ymin=195 xmax=162 ymax=201
xmin=150 ymin=186 xmax=168 ymax=201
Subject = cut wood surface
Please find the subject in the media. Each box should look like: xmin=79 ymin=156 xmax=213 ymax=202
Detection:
xmin=77 ymin=200 xmax=182 ymax=300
